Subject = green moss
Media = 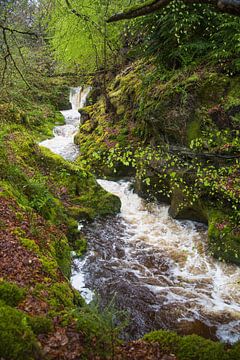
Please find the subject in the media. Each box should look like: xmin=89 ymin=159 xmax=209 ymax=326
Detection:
xmin=0 ymin=281 xmax=26 ymax=307
xmin=0 ymin=304 xmax=41 ymax=360
xmin=40 ymin=256 xmax=59 ymax=278
xmin=143 ymin=330 xmax=180 ymax=353
xmin=144 ymin=330 xmax=228 ymax=360
xmin=169 ymin=188 xmax=208 ymax=224
xmin=227 ymin=342 xmax=240 ymax=360
xmin=48 ymin=282 xmax=75 ymax=310
xmin=19 ymin=237 xmax=40 ymax=254
xmin=53 ymin=236 xmax=71 ymax=278
xmin=187 ymin=118 xmax=201 ymax=144
xmin=27 ymin=315 xmax=53 ymax=335
xmin=76 ymin=186 xmax=121 ymax=220
xmin=208 ymin=210 xmax=240 ymax=265
xmin=74 ymin=236 xmax=88 ymax=257
xmin=177 ymin=335 xmax=226 ymax=360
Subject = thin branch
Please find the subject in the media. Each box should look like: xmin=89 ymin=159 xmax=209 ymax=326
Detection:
xmin=64 ymin=0 xmax=116 ymax=53
xmin=64 ymin=0 xmax=102 ymax=29
xmin=2 ymin=29 xmax=31 ymax=89
xmin=0 ymin=24 xmax=39 ymax=37
xmin=12 ymin=33 xmax=27 ymax=66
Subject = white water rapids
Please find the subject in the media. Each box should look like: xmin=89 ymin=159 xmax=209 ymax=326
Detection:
xmin=72 ymin=180 xmax=240 ymax=343
xmin=41 ymin=87 xmax=240 ymax=344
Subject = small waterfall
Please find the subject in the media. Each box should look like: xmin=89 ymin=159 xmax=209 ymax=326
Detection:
xmin=70 ymin=86 xmax=91 ymax=113
xmin=40 ymin=86 xmax=91 ymax=161
xmin=70 ymin=87 xmax=82 ymax=111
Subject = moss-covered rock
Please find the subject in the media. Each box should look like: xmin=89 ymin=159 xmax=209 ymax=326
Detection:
xmin=208 ymin=210 xmax=240 ymax=265
xmin=0 ymin=305 xmax=42 ymax=360
xmin=143 ymin=330 xmax=228 ymax=360
xmin=177 ymin=334 xmax=226 ymax=360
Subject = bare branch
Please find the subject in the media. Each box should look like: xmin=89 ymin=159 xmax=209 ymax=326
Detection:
xmin=2 ymin=29 xmax=31 ymax=89
xmin=0 ymin=24 xmax=39 ymax=37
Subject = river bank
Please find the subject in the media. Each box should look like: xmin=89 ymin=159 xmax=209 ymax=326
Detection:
xmin=0 ymin=81 xmax=239 ymax=359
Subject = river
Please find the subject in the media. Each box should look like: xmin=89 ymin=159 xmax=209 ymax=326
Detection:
xmin=40 ymin=87 xmax=240 ymax=344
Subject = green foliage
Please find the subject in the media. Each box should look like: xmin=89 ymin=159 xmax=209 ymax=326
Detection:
xmin=75 ymin=297 xmax=127 ymax=358
xmin=130 ymin=0 xmax=240 ymax=71
xmin=74 ymin=236 xmax=88 ymax=257
xmin=0 ymin=304 xmax=41 ymax=360
xmin=0 ymin=281 xmax=26 ymax=307
xmin=19 ymin=237 xmax=40 ymax=254
xmin=227 ymin=342 xmax=240 ymax=360
xmin=98 ymin=138 xmax=239 ymax=222
xmin=49 ymin=0 xmax=139 ymax=72
xmin=53 ymin=236 xmax=71 ymax=278
xmin=48 ymin=282 xmax=75 ymax=310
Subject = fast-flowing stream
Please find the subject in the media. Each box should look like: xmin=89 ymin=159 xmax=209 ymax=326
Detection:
xmin=41 ymin=87 xmax=240 ymax=344
xmin=40 ymin=86 xmax=90 ymax=160
xmin=72 ymin=180 xmax=240 ymax=343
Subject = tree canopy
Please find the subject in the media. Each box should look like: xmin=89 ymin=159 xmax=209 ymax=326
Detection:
xmin=48 ymin=0 xmax=138 ymax=72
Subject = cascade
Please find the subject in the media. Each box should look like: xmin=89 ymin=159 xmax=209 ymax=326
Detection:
xmin=40 ymin=86 xmax=91 ymax=160
xmin=42 ymin=88 xmax=240 ymax=344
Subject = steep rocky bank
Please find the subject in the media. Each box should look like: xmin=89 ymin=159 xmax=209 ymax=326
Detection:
xmin=74 ymin=60 xmax=240 ymax=266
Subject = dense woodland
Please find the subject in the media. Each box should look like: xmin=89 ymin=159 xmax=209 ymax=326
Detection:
xmin=0 ymin=0 xmax=240 ymax=359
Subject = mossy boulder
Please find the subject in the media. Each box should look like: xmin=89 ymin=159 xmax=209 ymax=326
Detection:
xmin=208 ymin=210 xmax=240 ymax=265
xmin=177 ymin=334 xmax=226 ymax=360
xmin=168 ymin=190 xmax=240 ymax=264
xmin=0 ymin=305 xmax=42 ymax=360
xmin=143 ymin=330 xmax=228 ymax=360
xmin=79 ymin=107 xmax=91 ymax=124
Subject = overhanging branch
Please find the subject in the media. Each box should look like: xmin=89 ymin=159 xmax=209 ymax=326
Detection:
xmin=107 ymin=0 xmax=240 ymax=22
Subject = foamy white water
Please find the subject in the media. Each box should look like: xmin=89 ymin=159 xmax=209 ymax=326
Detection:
xmin=40 ymin=86 xmax=91 ymax=161
xmin=85 ymin=179 xmax=240 ymax=343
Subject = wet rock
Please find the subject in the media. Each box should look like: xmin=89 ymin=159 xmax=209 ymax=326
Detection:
xmin=169 ymin=188 xmax=208 ymax=224
xmin=79 ymin=108 xmax=90 ymax=124
xmin=175 ymin=319 xmax=218 ymax=340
